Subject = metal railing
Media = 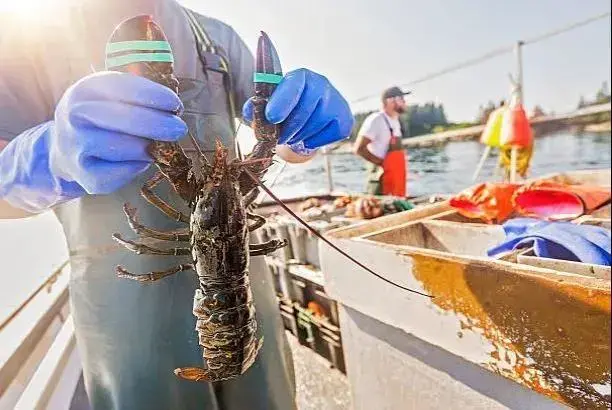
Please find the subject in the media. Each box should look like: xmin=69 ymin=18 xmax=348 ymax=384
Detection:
xmin=0 ymin=261 xmax=81 ymax=410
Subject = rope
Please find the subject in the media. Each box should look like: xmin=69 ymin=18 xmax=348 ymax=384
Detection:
xmin=350 ymin=11 xmax=611 ymax=105
xmin=351 ymin=45 xmax=513 ymax=105
xmin=522 ymin=11 xmax=611 ymax=46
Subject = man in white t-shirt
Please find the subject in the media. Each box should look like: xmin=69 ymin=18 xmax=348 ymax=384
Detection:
xmin=353 ymin=86 xmax=410 ymax=196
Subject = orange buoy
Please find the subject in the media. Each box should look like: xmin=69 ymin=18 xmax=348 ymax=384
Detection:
xmin=500 ymin=103 xmax=533 ymax=148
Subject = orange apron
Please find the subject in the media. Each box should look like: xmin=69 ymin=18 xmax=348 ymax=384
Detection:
xmin=366 ymin=115 xmax=407 ymax=197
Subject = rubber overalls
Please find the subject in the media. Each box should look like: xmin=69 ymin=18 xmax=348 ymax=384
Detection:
xmin=50 ymin=6 xmax=295 ymax=410
xmin=366 ymin=114 xmax=407 ymax=197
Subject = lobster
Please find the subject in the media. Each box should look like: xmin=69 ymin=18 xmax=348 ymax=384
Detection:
xmin=106 ymin=15 xmax=431 ymax=383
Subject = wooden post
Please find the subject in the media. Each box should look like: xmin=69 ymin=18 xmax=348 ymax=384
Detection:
xmin=472 ymin=145 xmax=491 ymax=182
xmin=322 ymin=147 xmax=334 ymax=194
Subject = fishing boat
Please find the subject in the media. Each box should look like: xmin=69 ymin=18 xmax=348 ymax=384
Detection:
xmin=0 ymin=168 xmax=609 ymax=409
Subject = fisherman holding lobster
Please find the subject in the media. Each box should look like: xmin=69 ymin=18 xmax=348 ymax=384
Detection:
xmin=0 ymin=1 xmax=354 ymax=409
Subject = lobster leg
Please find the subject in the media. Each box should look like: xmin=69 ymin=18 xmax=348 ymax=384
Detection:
xmin=122 ymin=203 xmax=190 ymax=241
xmin=141 ymin=172 xmax=190 ymax=224
xmin=116 ymin=263 xmax=194 ymax=282
xmin=249 ymin=240 xmax=286 ymax=256
xmin=112 ymin=233 xmax=191 ymax=256
xmin=243 ymin=188 xmax=260 ymax=209
xmin=246 ymin=212 xmax=266 ymax=232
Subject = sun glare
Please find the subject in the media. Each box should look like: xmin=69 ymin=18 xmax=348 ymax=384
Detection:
xmin=0 ymin=0 xmax=55 ymax=21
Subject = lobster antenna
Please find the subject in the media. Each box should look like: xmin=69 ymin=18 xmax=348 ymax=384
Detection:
xmin=235 ymin=121 xmax=245 ymax=161
xmin=188 ymin=131 xmax=210 ymax=166
xmin=243 ymin=169 xmax=433 ymax=299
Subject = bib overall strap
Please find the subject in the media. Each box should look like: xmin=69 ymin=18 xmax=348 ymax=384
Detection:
xmin=381 ymin=114 xmax=403 ymax=151
xmin=182 ymin=8 xmax=237 ymax=135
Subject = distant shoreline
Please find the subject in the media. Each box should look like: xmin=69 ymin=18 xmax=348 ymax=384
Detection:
xmin=331 ymin=119 xmax=611 ymax=153
xmin=583 ymin=122 xmax=612 ymax=133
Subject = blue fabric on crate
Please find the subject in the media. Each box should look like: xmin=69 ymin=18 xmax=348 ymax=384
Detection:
xmin=487 ymin=217 xmax=611 ymax=266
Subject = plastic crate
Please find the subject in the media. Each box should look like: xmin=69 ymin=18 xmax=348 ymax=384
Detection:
xmin=260 ymin=221 xmax=294 ymax=262
xmin=285 ymin=220 xmax=350 ymax=269
xmin=291 ymin=277 xmax=308 ymax=307
xmin=277 ymin=298 xmax=298 ymax=337
xmin=294 ymin=304 xmax=347 ymax=374
xmin=318 ymin=323 xmax=346 ymax=373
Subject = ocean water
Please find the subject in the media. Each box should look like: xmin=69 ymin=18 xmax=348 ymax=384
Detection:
xmin=267 ymin=130 xmax=611 ymax=198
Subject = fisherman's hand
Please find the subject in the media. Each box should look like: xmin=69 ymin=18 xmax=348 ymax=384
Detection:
xmin=0 ymin=71 xmax=187 ymax=212
xmin=242 ymin=68 xmax=354 ymax=163
xmin=51 ymin=71 xmax=186 ymax=193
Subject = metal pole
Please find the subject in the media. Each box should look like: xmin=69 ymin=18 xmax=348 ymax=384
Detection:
xmin=510 ymin=41 xmax=524 ymax=183
xmin=322 ymin=148 xmax=334 ymax=194
xmin=515 ymin=41 xmax=524 ymax=104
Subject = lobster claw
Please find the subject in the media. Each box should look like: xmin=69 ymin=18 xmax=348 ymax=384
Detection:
xmin=254 ymin=31 xmax=283 ymax=101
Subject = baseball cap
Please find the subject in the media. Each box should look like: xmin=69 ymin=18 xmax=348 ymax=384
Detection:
xmin=381 ymin=86 xmax=412 ymax=101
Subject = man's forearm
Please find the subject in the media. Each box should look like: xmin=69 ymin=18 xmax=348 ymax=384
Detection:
xmin=356 ymin=145 xmax=383 ymax=166
xmin=0 ymin=138 xmax=34 ymax=218
xmin=353 ymin=135 xmax=384 ymax=166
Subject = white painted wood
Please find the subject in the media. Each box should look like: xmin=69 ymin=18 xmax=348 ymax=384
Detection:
xmin=0 ymin=315 xmax=65 ymax=410
xmin=339 ymin=305 xmax=568 ymax=410
xmin=13 ymin=317 xmax=77 ymax=410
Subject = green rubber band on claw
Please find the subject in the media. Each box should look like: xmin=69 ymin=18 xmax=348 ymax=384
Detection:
xmin=105 ymin=52 xmax=174 ymax=69
xmin=253 ymin=72 xmax=283 ymax=84
xmin=106 ymin=40 xmax=172 ymax=54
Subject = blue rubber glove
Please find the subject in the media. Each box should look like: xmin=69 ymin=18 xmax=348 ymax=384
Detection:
xmin=242 ymin=68 xmax=354 ymax=156
xmin=487 ymin=218 xmax=611 ymax=266
xmin=0 ymin=71 xmax=187 ymax=213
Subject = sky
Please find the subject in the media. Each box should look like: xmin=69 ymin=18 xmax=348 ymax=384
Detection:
xmin=179 ymin=0 xmax=611 ymax=122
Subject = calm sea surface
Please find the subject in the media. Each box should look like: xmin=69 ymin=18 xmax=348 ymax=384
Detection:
xmin=268 ymin=130 xmax=611 ymax=198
